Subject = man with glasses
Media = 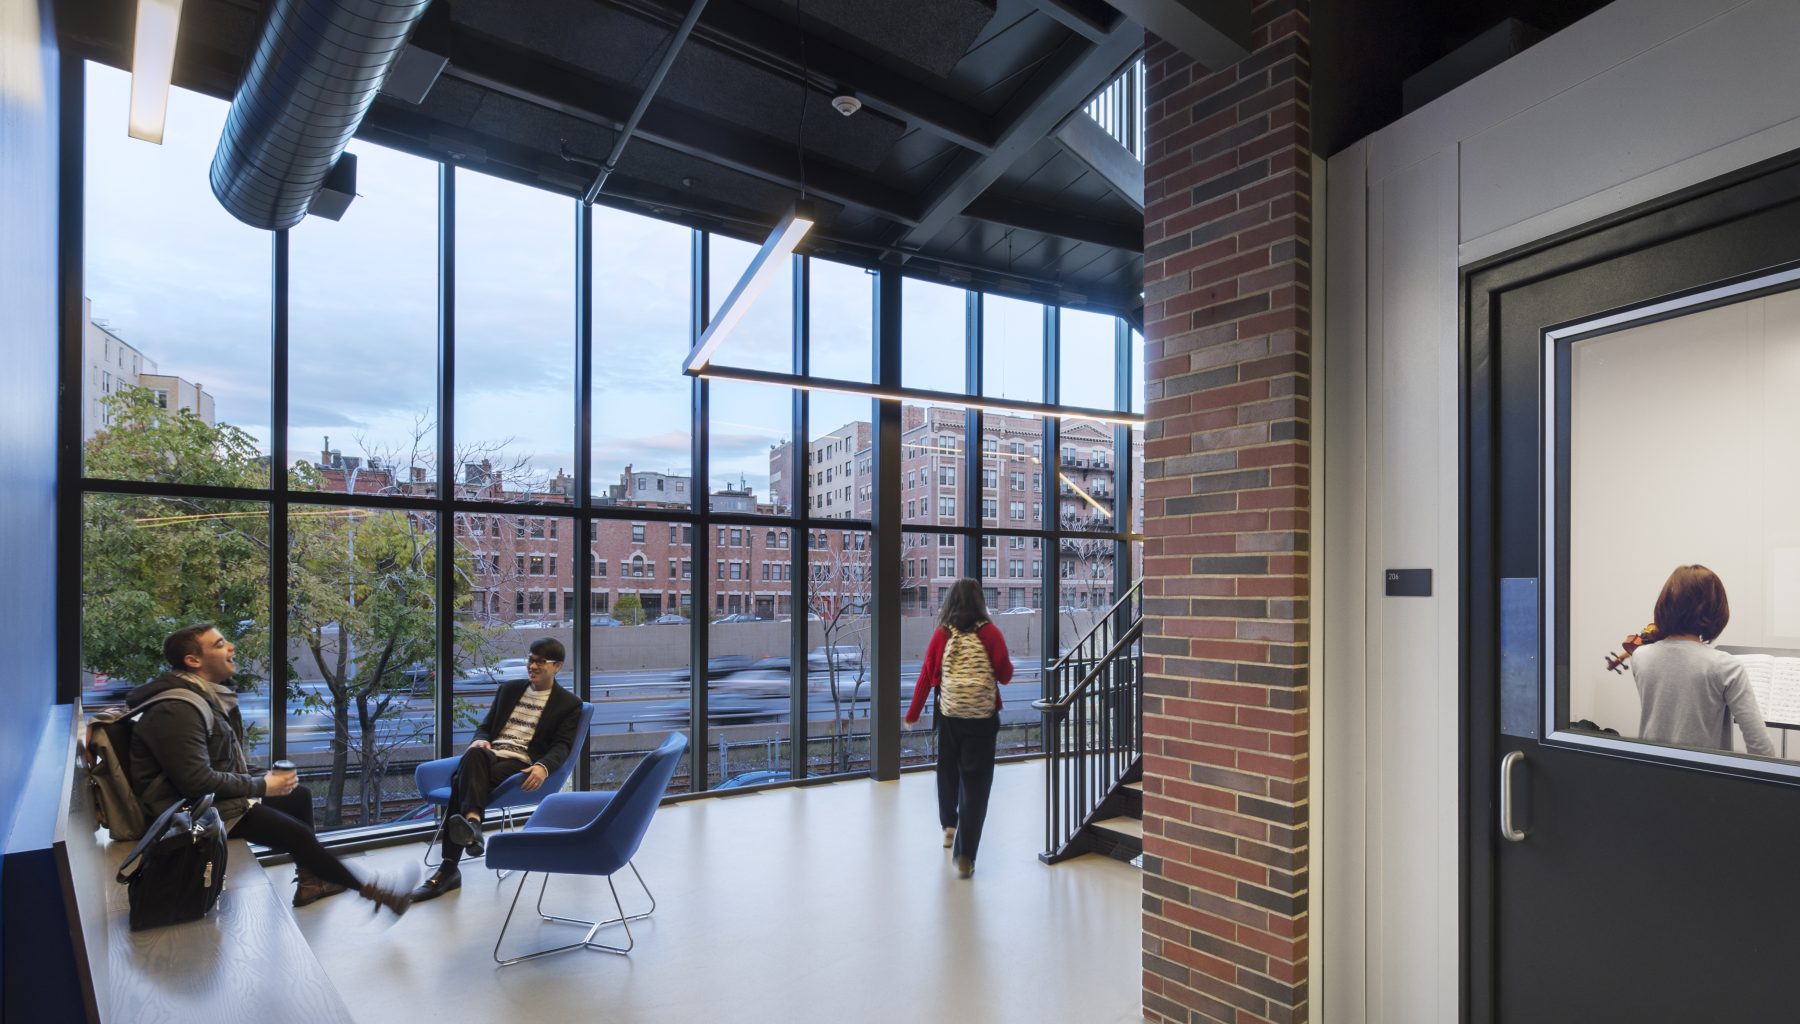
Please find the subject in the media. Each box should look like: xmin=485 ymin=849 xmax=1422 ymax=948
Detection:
xmin=412 ymin=637 xmax=583 ymax=902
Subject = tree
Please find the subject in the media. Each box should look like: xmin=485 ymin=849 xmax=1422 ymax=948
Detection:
xmin=614 ymin=592 xmax=646 ymax=626
xmin=82 ymin=389 xmax=492 ymax=827
xmin=81 ymin=389 xmax=271 ymax=710
xmin=807 ymin=537 xmax=919 ymax=773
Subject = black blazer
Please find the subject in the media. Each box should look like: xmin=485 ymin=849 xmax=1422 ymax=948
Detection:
xmin=474 ymin=681 xmax=583 ymax=774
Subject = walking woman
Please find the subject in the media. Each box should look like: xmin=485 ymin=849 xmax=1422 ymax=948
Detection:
xmin=904 ymin=579 xmax=1014 ymax=878
xmin=1631 ymin=564 xmax=1774 ymax=756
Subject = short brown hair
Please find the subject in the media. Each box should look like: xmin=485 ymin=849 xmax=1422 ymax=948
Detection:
xmin=164 ymin=623 xmax=218 ymax=670
xmin=1653 ymin=565 xmax=1730 ymax=641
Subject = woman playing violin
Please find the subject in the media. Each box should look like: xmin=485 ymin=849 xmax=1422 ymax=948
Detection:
xmin=1629 ymin=565 xmax=1774 ymax=756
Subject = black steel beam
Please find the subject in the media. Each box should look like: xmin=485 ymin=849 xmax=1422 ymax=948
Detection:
xmin=1033 ymin=0 xmax=1121 ymax=41
xmin=869 ymin=268 xmax=904 ymax=780
xmin=583 ymin=0 xmax=711 ymax=203
xmin=962 ymin=194 xmax=1141 ymax=252
xmin=1097 ymin=0 xmax=1249 ymax=68
xmin=1053 ymin=110 xmax=1144 ymax=210
xmin=415 ymin=22 xmax=920 ymax=223
xmin=435 ymin=164 xmax=457 ymax=761
xmin=606 ymin=0 xmax=997 ymax=154
xmin=896 ymin=25 xmax=1142 ymax=254
xmin=270 ymin=229 xmax=290 ymax=760
xmin=57 ymin=60 xmax=86 ymax=706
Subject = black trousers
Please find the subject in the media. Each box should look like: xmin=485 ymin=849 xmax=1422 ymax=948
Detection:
xmin=231 ymin=786 xmax=360 ymax=890
xmin=936 ymin=714 xmax=1000 ymax=863
xmin=441 ymin=747 xmax=527 ymax=866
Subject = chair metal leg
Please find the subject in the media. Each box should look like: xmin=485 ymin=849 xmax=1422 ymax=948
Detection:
xmin=421 ymin=812 xmax=448 ymax=867
xmin=491 ymin=806 xmax=521 ymax=881
xmin=533 ymin=861 xmax=655 ymax=926
xmin=492 ymin=870 xmax=640 ymax=967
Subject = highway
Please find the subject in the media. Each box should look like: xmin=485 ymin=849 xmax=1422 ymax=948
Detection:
xmin=174 ymin=658 xmax=1048 ymax=755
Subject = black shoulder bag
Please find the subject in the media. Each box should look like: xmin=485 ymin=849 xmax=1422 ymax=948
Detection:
xmin=115 ymin=794 xmax=229 ymax=931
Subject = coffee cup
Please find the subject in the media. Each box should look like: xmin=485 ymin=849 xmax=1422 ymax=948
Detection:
xmin=272 ymin=759 xmax=297 ymax=775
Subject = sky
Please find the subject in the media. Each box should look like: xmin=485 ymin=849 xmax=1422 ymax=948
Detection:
xmin=82 ymin=62 xmax=1130 ymax=505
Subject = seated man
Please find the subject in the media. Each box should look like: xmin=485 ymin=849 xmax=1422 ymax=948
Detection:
xmin=412 ymin=637 xmax=583 ymax=902
xmin=129 ymin=624 xmax=413 ymax=914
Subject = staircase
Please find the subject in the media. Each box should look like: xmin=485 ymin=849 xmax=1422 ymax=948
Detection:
xmin=1035 ymin=582 xmax=1144 ymax=865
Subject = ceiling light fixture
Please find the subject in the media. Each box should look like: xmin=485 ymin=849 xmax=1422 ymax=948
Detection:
xmin=128 ymin=0 xmax=185 ymax=143
xmin=685 ymin=201 xmax=815 ymax=373
xmin=687 ymin=363 xmax=1145 ymax=428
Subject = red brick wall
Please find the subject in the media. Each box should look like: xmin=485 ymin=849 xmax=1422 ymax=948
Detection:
xmin=1139 ymin=2 xmax=1313 ymax=1021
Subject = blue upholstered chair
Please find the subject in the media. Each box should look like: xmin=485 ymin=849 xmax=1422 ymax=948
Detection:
xmin=485 ymin=732 xmax=688 ymax=966
xmin=413 ymin=701 xmax=598 ymax=867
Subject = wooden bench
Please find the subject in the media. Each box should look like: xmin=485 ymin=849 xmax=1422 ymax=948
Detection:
xmin=57 ymin=703 xmax=355 ymax=1023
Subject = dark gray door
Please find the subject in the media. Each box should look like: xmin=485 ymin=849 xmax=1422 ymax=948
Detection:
xmin=1465 ymin=154 xmax=1800 ymax=1024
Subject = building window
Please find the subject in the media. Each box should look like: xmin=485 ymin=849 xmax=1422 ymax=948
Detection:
xmin=982 ymin=499 xmax=997 ymax=518
xmin=730 ymin=562 xmax=742 ymax=580
xmin=1009 ymin=559 xmax=1024 ymax=578
xmin=530 ymin=519 xmax=545 ymax=539
xmin=631 ymin=523 xmax=645 ymax=543
xmin=1010 ymin=501 xmax=1025 ymax=521
xmin=939 ymin=496 xmax=955 ymax=517
xmin=670 ymin=524 xmax=679 ymax=543
xmin=548 ymin=555 xmax=557 ymax=575
xmin=1032 ymin=560 xmax=1041 ymax=578
xmin=592 ymin=556 xmax=607 ymax=577
xmin=1032 ymin=501 xmax=1042 ymax=521
xmin=515 ymin=555 xmax=525 ymax=575
xmin=1033 ymin=472 xmax=1042 ymax=492
xmin=730 ymin=528 xmax=742 ymax=546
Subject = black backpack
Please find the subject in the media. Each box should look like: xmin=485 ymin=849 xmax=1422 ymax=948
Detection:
xmin=116 ymin=794 xmax=228 ymax=931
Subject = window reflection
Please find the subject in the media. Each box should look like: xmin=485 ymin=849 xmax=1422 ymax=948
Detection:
xmin=456 ymin=171 xmax=576 ymax=501
xmin=290 ymin=141 xmax=438 ymax=494
xmin=83 ymin=64 xmax=270 ymax=484
xmin=1565 ymin=287 xmax=1800 ymax=764
xmin=594 ymin=207 xmax=693 ymax=500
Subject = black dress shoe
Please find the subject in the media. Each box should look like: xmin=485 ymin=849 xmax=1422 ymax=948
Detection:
xmin=410 ymin=867 xmax=462 ymax=902
xmin=445 ymin=813 xmax=483 ymax=853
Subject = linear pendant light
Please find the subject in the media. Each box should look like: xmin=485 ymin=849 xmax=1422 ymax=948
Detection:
xmin=684 ymin=201 xmax=814 ymax=373
xmin=128 ymin=0 xmax=185 ymax=143
xmin=687 ymin=363 xmax=1145 ymax=428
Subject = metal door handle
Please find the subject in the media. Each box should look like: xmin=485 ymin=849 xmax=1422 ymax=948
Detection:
xmin=1500 ymin=750 xmax=1527 ymax=842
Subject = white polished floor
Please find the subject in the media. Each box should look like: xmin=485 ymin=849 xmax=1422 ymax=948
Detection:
xmin=280 ymin=761 xmax=1143 ymax=1024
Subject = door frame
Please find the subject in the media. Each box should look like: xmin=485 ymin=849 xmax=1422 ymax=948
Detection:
xmin=1459 ymin=149 xmax=1800 ymax=1024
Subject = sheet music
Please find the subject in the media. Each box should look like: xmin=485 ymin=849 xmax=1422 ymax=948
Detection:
xmin=1737 ymin=654 xmax=1775 ymax=719
xmin=1762 ymin=657 xmax=1800 ymax=727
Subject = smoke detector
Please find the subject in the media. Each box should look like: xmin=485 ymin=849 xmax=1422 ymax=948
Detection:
xmin=831 ymin=94 xmax=862 ymax=117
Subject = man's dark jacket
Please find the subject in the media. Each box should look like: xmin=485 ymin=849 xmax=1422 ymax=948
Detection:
xmin=125 ymin=672 xmax=263 ymax=823
xmin=474 ymin=681 xmax=583 ymax=774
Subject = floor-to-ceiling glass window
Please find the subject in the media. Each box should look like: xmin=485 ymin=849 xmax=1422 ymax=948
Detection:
xmin=73 ymin=62 xmax=1143 ymax=837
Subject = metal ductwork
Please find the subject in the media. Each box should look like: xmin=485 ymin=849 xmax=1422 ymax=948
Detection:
xmin=210 ymin=0 xmax=434 ymax=230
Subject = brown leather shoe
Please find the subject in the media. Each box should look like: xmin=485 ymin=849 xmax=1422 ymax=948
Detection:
xmin=359 ymin=878 xmax=414 ymax=917
xmin=293 ymin=867 xmax=349 ymax=907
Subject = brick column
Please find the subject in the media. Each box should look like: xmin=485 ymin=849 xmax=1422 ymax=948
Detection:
xmin=1138 ymin=2 xmax=1313 ymax=1022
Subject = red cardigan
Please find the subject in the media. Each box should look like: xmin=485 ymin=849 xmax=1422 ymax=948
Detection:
xmin=906 ymin=622 xmax=1014 ymax=722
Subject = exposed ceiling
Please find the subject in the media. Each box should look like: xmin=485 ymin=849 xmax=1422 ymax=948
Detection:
xmin=59 ymin=0 xmax=1150 ymax=317
xmin=56 ymin=0 xmax=1619 ymax=321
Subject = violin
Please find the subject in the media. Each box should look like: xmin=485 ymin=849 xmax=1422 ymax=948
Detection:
xmin=1605 ymin=623 xmax=1662 ymax=674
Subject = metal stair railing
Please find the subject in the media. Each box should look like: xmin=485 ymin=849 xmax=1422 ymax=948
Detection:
xmin=1034 ymin=581 xmax=1143 ymax=862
